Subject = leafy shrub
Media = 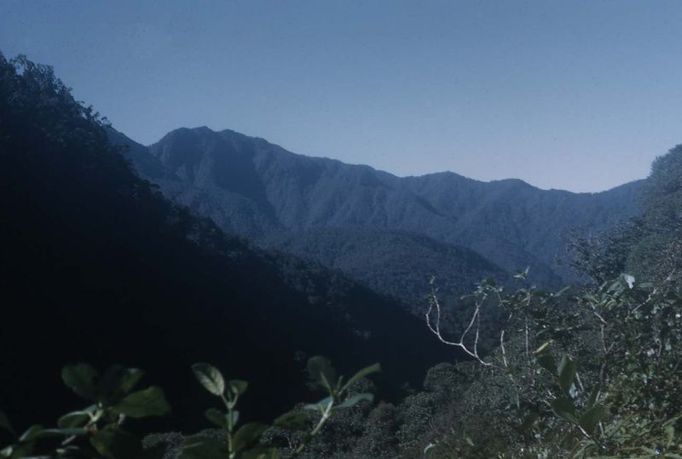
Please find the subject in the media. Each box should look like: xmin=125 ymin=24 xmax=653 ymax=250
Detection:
xmin=0 ymin=364 xmax=169 ymax=458
xmin=420 ymin=273 xmax=682 ymax=458
xmin=0 ymin=358 xmax=380 ymax=459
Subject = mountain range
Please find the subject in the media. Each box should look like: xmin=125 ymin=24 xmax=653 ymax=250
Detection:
xmin=112 ymin=126 xmax=642 ymax=311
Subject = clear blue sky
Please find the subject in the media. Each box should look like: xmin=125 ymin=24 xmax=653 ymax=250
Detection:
xmin=2 ymin=0 xmax=682 ymax=192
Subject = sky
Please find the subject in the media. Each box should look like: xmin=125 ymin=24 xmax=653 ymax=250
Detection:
xmin=2 ymin=1 xmax=682 ymax=192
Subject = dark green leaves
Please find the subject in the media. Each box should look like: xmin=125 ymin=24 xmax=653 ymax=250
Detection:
xmin=579 ymin=404 xmax=607 ymax=433
xmin=62 ymin=363 xmax=98 ymax=400
xmin=232 ymin=423 xmax=268 ymax=453
xmin=18 ymin=425 xmax=44 ymax=443
xmin=98 ymin=366 xmax=145 ymax=402
xmin=274 ymin=410 xmax=310 ymax=431
xmin=337 ymin=392 xmax=373 ymax=408
xmin=192 ymin=363 xmax=225 ymax=396
xmin=203 ymin=407 xmax=240 ymax=431
xmin=61 ymin=364 xmax=148 ymax=407
xmin=178 ymin=434 xmax=228 ymax=459
xmin=112 ymin=386 xmax=170 ymax=418
xmin=536 ymin=354 xmax=557 ymax=375
xmin=536 ymin=353 xmax=577 ymax=393
xmin=226 ymin=410 xmax=240 ymax=430
xmin=304 ymin=396 xmax=333 ymax=411
xmin=205 ymin=408 xmax=227 ymax=428
xmin=341 ymin=363 xmax=381 ymax=393
xmin=550 ymin=397 xmax=578 ymax=424
xmin=228 ymin=379 xmax=248 ymax=397
xmin=57 ymin=409 xmax=93 ymax=428
xmin=2 ymin=363 xmax=169 ymax=459
xmin=558 ymin=355 xmax=577 ymax=393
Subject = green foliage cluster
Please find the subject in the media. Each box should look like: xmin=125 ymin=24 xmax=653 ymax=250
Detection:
xmin=573 ymin=144 xmax=682 ymax=284
xmin=291 ymin=272 xmax=681 ymax=458
xmin=0 ymin=358 xmax=380 ymax=459
xmin=425 ymin=272 xmax=682 ymax=458
xmin=0 ymin=364 xmax=170 ymax=458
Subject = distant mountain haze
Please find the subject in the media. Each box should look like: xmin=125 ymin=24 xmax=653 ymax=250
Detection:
xmin=112 ymin=126 xmax=642 ymax=301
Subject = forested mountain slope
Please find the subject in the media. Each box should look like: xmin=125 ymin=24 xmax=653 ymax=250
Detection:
xmin=575 ymin=143 xmax=682 ymax=283
xmin=264 ymin=227 xmax=506 ymax=315
xmin=116 ymin=126 xmax=642 ymax=289
xmin=0 ymin=54 xmax=451 ymax=431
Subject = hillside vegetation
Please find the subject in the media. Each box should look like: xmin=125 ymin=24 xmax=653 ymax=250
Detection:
xmin=0 ymin=53 xmax=450 ymax=433
xmin=263 ymin=227 xmax=507 ymax=316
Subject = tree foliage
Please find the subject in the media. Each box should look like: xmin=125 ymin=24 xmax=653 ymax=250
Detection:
xmin=0 ymin=358 xmax=379 ymax=459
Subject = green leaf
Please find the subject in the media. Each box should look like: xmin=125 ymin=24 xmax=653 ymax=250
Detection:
xmin=537 ymin=354 xmax=557 ymax=375
xmin=204 ymin=408 xmax=227 ymax=428
xmin=19 ymin=425 xmax=44 ymax=442
xmin=178 ymin=434 xmax=228 ymax=459
xmin=558 ymin=355 xmax=577 ymax=393
xmin=98 ymin=366 xmax=145 ymax=402
xmin=550 ymin=397 xmax=578 ymax=424
xmin=227 ymin=410 xmax=240 ymax=431
xmin=14 ymin=425 xmax=86 ymax=443
xmin=40 ymin=427 xmax=88 ymax=437
xmin=337 ymin=392 xmax=374 ymax=409
xmin=191 ymin=363 xmax=225 ymax=396
xmin=232 ymin=423 xmax=268 ymax=453
xmin=306 ymin=356 xmax=337 ymax=392
xmin=90 ymin=427 xmax=145 ymax=459
xmin=304 ymin=396 xmax=333 ymax=411
xmin=0 ymin=409 xmax=14 ymax=436
xmin=58 ymin=410 xmax=92 ymax=428
xmin=340 ymin=363 xmax=381 ymax=393
xmin=579 ymin=403 xmax=607 ymax=433
xmin=274 ymin=410 xmax=309 ymax=431
xmin=62 ymin=363 xmax=98 ymax=400
xmin=228 ymin=379 xmax=248 ymax=397
xmin=112 ymin=386 xmax=170 ymax=418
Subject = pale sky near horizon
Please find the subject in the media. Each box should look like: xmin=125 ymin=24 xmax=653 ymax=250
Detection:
xmin=2 ymin=0 xmax=682 ymax=192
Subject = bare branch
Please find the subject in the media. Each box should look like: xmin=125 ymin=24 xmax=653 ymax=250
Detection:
xmin=425 ymin=278 xmax=493 ymax=366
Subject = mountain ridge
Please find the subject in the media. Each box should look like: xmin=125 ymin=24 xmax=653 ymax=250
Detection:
xmin=147 ymin=126 xmax=640 ymax=195
xmin=114 ymin=125 xmax=641 ymax=290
